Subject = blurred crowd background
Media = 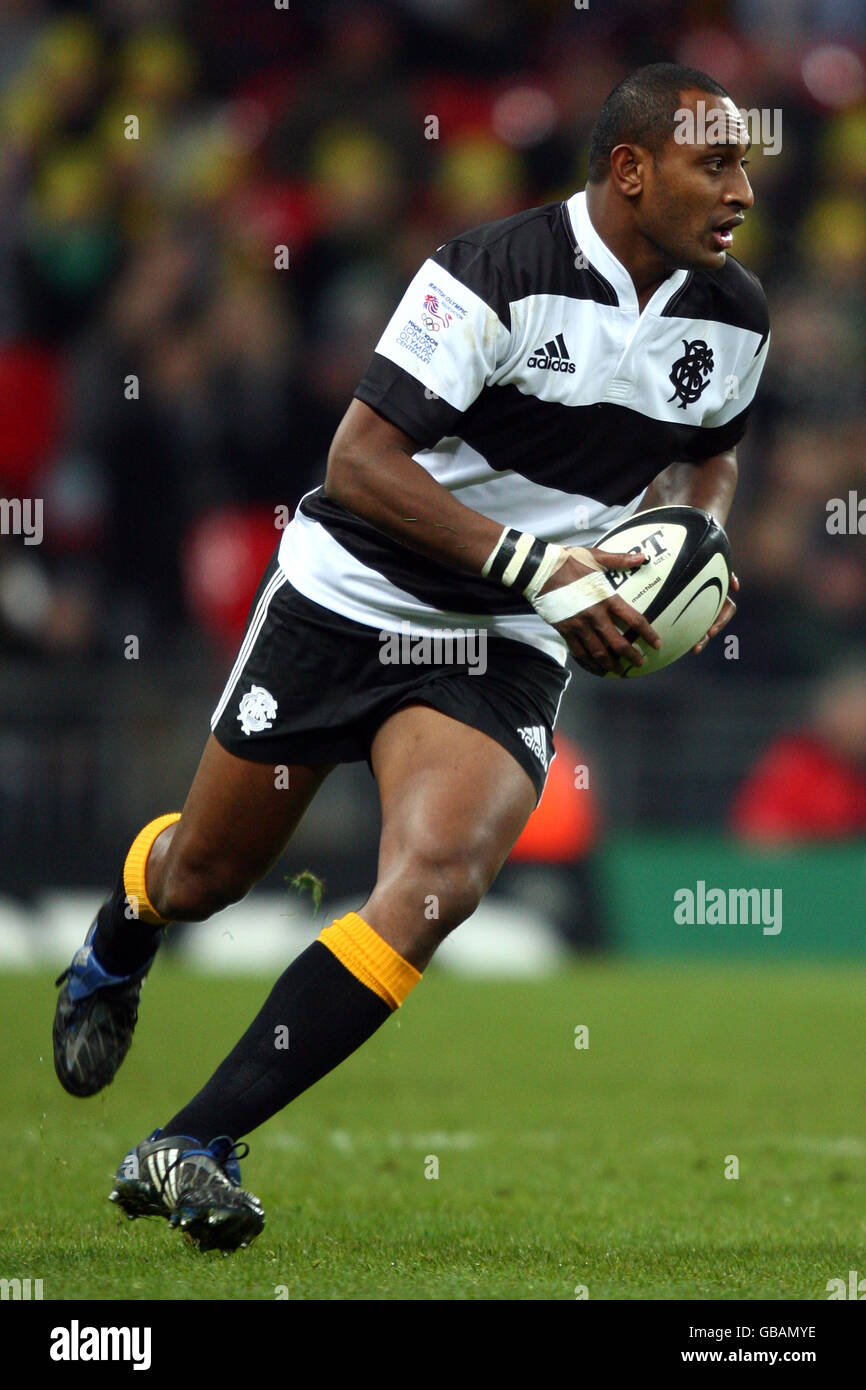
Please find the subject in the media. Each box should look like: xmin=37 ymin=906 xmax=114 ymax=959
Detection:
xmin=1 ymin=0 xmax=864 ymax=907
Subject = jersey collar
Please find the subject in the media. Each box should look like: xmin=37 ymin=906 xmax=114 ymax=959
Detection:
xmin=564 ymin=189 xmax=689 ymax=316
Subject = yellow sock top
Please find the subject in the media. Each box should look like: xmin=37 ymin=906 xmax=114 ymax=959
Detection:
xmin=123 ymin=813 xmax=181 ymax=925
xmin=318 ymin=912 xmax=421 ymax=1010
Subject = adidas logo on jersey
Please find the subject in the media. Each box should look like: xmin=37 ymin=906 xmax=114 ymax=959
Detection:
xmin=526 ymin=333 xmax=575 ymax=373
xmin=517 ymin=724 xmax=549 ymax=768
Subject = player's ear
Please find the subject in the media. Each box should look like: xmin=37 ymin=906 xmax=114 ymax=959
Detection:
xmin=609 ymin=143 xmax=645 ymax=199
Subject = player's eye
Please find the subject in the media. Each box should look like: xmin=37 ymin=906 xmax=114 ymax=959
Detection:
xmin=706 ymin=155 xmax=749 ymax=173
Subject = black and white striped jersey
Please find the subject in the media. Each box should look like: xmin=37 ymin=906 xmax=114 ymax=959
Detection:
xmin=279 ymin=189 xmax=770 ymax=665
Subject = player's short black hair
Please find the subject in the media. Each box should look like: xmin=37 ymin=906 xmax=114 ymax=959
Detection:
xmin=586 ymin=62 xmax=731 ymax=184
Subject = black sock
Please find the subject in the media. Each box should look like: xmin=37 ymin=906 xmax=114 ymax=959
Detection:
xmin=162 ymin=942 xmax=391 ymax=1142
xmin=91 ymin=873 xmax=164 ymax=977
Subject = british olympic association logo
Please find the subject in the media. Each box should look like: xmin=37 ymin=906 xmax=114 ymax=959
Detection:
xmin=421 ymin=292 xmax=453 ymax=332
xmin=238 ymin=685 xmax=278 ymax=735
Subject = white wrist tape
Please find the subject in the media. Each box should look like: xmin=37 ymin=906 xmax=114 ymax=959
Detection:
xmin=481 ymin=526 xmax=568 ymax=598
xmin=529 ymin=570 xmax=612 ymax=625
xmin=522 ymin=543 xmax=567 ymax=600
xmin=499 ymin=530 xmax=535 ymax=587
xmin=482 ymin=529 xmax=615 ymax=625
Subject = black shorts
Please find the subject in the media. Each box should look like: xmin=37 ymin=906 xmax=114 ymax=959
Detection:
xmin=210 ymin=551 xmax=569 ymax=800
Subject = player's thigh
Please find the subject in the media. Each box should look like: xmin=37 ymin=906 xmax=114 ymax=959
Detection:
xmin=363 ymin=704 xmax=537 ymax=964
xmin=155 ymin=735 xmax=333 ymax=906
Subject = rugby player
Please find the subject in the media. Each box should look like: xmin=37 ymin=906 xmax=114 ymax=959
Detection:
xmin=53 ymin=63 xmax=769 ymax=1251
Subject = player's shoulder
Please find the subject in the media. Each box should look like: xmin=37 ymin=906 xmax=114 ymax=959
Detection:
xmin=430 ymin=202 xmax=569 ymax=323
xmin=671 ymin=255 xmax=769 ymax=341
xmin=444 ymin=201 xmax=564 ymax=256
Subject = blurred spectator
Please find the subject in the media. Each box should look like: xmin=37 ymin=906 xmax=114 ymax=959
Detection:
xmin=731 ymin=665 xmax=866 ymax=843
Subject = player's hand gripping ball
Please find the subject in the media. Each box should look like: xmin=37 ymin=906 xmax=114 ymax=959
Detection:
xmin=592 ymin=505 xmax=732 ymax=677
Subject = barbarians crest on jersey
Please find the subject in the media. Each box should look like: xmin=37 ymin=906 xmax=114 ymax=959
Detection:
xmin=422 ymin=292 xmax=453 ymax=332
xmin=237 ymin=684 xmax=278 ymax=736
xmin=667 ymin=338 xmax=714 ymax=409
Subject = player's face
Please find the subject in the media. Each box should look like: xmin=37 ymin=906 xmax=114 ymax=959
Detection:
xmin=637 ymin=92 xmax=754 ymax=272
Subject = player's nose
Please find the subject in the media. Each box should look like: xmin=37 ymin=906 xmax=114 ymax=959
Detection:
xmin=730 ymin=165 xmax=754 ymax=209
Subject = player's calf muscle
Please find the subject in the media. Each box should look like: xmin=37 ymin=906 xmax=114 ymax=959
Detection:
xmin=144 ymin=820 xmax=265 ymax=922
xmin=145 ymin=743 xmax=333 ymax=922
xmin=151 ymin=848 xmax=249 ymax=923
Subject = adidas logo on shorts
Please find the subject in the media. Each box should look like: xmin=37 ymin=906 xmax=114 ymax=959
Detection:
xmin=526 ymin=333 xmax=575 ymax=373
xmin=517 ymin=725 xmax=549 ymax=768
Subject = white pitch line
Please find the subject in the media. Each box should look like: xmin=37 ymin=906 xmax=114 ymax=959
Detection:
xmin=260 ymin=1130 xmax=574 ymax=1153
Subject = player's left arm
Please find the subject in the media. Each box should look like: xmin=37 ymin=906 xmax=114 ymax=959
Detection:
xmin=641 ymin=269 xmax=770 ymax=655
xmin=638 ymin=447 xmax=739 ymax=653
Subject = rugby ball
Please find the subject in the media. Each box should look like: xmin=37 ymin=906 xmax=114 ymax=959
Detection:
xmin=592 ymin=505 xmax=732 ymax=678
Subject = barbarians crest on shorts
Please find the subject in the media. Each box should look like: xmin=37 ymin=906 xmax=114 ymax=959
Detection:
xmin=237 ymin=685 xmax=278 ymax=736
xmin=667 ymin=338 xmax=714 ymax=408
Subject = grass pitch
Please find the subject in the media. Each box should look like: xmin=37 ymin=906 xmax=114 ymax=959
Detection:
xmin=1 ymin=959 xmax=864 ymax=1300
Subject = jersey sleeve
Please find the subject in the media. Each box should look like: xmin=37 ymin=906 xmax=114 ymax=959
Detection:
xmin=353 ymin=239 xmax=513 ymax=449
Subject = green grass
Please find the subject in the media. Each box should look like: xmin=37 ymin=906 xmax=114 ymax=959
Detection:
xmin=1 ymin=960 xmax=865 ymax=1300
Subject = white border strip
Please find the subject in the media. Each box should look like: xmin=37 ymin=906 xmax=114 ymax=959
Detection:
xmin=210 ymin=568 xmax=288 ymax=729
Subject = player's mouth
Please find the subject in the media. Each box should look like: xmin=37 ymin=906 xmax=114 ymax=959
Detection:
xmin=710 ymin=215 xmax=744 ymax=250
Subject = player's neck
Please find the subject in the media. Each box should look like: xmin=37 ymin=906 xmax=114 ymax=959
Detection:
xmin=584 ymin=182 xmax=669 ymax=313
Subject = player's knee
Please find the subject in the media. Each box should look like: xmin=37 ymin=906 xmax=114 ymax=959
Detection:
xmin=363 ymin=841 xmax=495 ymax=969
xmin=403 ymin=848 xmax=489 ymax=939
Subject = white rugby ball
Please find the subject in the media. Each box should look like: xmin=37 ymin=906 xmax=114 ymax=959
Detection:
xmin=592 ymin=505 xmax=732 ymax=678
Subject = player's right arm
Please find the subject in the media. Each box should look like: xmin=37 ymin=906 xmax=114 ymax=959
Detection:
xmin=324 ymin=239 xmax=659 ymax=674
xmin=326 ymin=399 xmax=658 ymax=674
